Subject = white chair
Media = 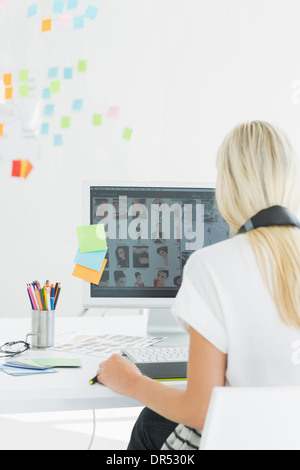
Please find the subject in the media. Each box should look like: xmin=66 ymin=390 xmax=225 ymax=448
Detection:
xmin=200 ymin=386 xmax=300 ymax=450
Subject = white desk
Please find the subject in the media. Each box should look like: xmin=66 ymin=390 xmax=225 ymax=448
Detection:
xmin=0 ymin=315 xmax=186 ymax=415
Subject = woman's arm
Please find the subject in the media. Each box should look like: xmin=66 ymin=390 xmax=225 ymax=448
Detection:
xmin=97 ymin=327 xmax=227 ymax=430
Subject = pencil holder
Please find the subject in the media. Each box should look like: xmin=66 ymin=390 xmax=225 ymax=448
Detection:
xmin=26 ymin=310 xmax=55 ymax=350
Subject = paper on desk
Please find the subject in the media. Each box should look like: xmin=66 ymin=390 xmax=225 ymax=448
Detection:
xmin=5 ymin=358 xmax=82 ymax=369
xmin=0 ymin=365 xmax=57 ymax=376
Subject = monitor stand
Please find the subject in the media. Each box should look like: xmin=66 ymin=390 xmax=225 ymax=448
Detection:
xmin=146 ymin=308 xmax=189 ymax=347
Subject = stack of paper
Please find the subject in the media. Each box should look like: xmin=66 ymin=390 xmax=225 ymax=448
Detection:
xmin=0 ymin=358 xmax=82 ymax=376
xmin=72 ymin=224 xmax=108 ymax=285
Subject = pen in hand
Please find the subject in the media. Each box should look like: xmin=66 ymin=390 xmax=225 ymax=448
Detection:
xmin=89 ymin=375 xmax=98 ymax=385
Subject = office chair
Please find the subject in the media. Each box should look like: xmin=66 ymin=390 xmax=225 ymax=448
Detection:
xmin=200 ymin=386 xmax=300 ymax=450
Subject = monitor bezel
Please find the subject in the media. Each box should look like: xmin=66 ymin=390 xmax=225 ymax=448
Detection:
xmin=82 ymin=180 xmax=216 ymax=309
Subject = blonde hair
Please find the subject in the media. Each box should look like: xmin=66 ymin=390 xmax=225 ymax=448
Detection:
xmin=216 ymin=121 xmax=300 ymax=327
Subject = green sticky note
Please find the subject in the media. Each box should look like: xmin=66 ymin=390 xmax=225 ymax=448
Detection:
xmin=19 ymin=84 xmax=29 ymax=97
xmin=78 ymin=60 xmax=87 ymax=72
xmin=19 ymin=69 xmax=29 ymax=82
xmin=61 ymin=116 xmax=71 ymax=128
xmin=123 ymin=127 xmax=133 ymax=140
xmin=33 ymin=358 xmax=82 ymax=368
xmin=77 ymin=224 xmax=107 ymax=253
xmin=50 ymin=80 xmax=61 ymax=94
xmin=93 ymin=114 xmax=102 ymax=126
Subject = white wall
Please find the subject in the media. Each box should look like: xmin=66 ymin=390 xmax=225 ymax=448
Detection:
xmin=0 ymin=0 xmax=300 ymax=317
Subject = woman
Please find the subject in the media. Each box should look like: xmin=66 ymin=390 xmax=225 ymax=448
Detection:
xmin=95 ymin=121 xmax=300 ymax=450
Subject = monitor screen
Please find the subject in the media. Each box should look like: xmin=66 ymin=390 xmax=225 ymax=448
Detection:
xmin=83 ymin=183 xmax=229 ymax=306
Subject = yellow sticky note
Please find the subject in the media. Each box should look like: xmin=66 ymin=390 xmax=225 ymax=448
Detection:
xmin=3 ymin=73 xmax=12 ymax=86
xmin=0 ymin=124 xmax=3 ymax=137
xmin=72 ymin=259 xmax=107 ymax=285
xmin=42 ymin=19 xmax=52 ymax=32
xmin=20 ymin=160 xmax=28 ymax=178
xmin=5 ymin=87 xmax=13 ymax=100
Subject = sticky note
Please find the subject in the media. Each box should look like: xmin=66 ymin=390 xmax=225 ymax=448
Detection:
xmin=19 ymin=69 xmax=29 ymax=82
xmin=73 ymin=15 xmax=84 ymax=29
xmin=48 ymin=67 xmax=59 ymax=78
xmin=20 ymin=160 xmax=27 ymax=178
xmin=61 ymin=116 xmax=71 ymax=128
xmin=27 ymin=358 xmax=82 ymax=368
xmin=3 ymin=73 xmax=12 ymax=86
xmin=53 ymin=0 xmax=64 ymax=14
xmin=85 ymin=5 xmax=99 ymax=20
xmin=42 ymin=88 xmax=51 ymax=99
xmin=72 ymin=99 xmax=83 ymax=110
xmin=27 ymin=4 xmax=38 ymax=18
xmin=41 ymin=123 xmax=49 ymax=135
xmin=107 ymin=106 xmax=119 ymax=118
xmin=72 ymin=259 xmax=107 ymax=285
xmin=42 ymin=19 xmax=52 ymax=32
xmin=63 ymin=67 xmax=73 ymax=79
xmin=5 ymin=87 xmax=13 ymax=100
xmin=67 ymin=0 xmax=78 ymax=9
xmin=0 ymin=124 xmax=3 ymax=137
xmin=54 ymin=134 xmax=63 ymax=146
xmin=123 ymin=127 xmax=133 ymax=140
xmin=23 ymin=161 xmax=33 ymax=178
xmin=19 ymin=84 xmax=29 ymax=97
xmin=44 ymin=104 xmax=54 ymax=116
xmin=50 ymin=80 xmax=60 ymax=94
xmin=93 ymin=114 xmax=102 ymax=126
xmin=76 ymin=224 xmax=107 ymax=253
xmin=74 ymin=249 xmax=107 ymax=271
xmin=12 ymin=160 xmax=21 ymax=177
xmin=78 ymin=60 xmax=87 ymax=71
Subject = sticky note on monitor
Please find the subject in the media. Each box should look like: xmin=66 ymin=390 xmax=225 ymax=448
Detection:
xmin=74 ymin=249 xmax=107 ymax=272
xmin=73 ymin=259 xmax=107 ymax=285
xmin=76 ymin=224 xmax=107 ymax=253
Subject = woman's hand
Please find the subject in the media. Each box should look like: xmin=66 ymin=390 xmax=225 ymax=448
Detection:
xmin=96 ymin=354 xmax=143 ymax=396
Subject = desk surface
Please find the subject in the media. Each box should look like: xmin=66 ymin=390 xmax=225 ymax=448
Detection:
xmin=0 ymin=315 xmax=186 ymax=415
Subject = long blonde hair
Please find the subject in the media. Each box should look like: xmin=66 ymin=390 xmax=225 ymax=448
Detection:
xmin=216 ymin=121 xmax=300 ymax=327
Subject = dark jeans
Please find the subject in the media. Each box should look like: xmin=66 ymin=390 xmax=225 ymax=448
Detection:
xmin=127 ymin=407 xmax=178 ymax=450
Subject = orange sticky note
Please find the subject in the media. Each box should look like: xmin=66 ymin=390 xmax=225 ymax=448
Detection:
xmin=0 ymin=124 xmax=3 ymax=137
xmin=72 ymin=259 xmax=107 ymax=285
xmin=42 ymin=19 xmax=52 ymax=32
xmin=5 ymin=87 xmax=13 ymax=100
xmin=23 ymin=160 xmax=33 ymax=179
xmin=3 ymin=73 xmax=12 ymax=86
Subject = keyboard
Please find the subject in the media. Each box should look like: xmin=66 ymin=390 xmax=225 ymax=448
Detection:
xmin=122 ymin=346 xmax=189 ymax=380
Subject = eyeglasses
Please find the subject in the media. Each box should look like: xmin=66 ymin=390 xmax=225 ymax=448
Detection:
xmin=0 ymin=341 xmax=30 ymax=358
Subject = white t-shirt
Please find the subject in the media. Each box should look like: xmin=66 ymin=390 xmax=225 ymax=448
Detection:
xmin=172 ymin=235 xmax=300 ymax=386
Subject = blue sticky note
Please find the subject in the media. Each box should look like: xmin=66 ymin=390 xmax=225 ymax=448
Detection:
xmin=42 ymin=88 xmax=51 ymax=99
xmin=41 ymin=123 xmax=49 ymax=135
xmin=67 ymin=0 xmax=78 ymax=9
xmin=48 ymin=67 xmax=59 ymax=79
xmin=27 ymin=4 xmax=38 ymax=17
xmin=54 ymin=134 xmax=63 ymax=146
xmin=72 ymin=99 xmax=83 ymax=110
xmin=73 ymin=15 xmax=85 ymax=29
xmin=85 ymin=5 xmax=99 ymax=20
xmin=64 ymin=68 xmax=73 ymax=79
xmin=44 ymin=104 xmax=54 ymax=116
xmin=53 ymin=0 xmax=65 ymax=14
xmin=74 ymin=249 xmax=107 ymax=272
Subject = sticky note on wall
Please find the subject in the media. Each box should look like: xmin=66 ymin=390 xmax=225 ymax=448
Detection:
xmin=0 ymin=124 xmax=3 ymax=137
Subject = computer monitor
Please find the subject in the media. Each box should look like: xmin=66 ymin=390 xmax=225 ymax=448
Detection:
xmin=82 ymin=181 xmax=230 ymax=338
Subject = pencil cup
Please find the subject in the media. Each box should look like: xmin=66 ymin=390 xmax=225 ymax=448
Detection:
xmin=26 ymin=310 xmax=55 ymax=350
